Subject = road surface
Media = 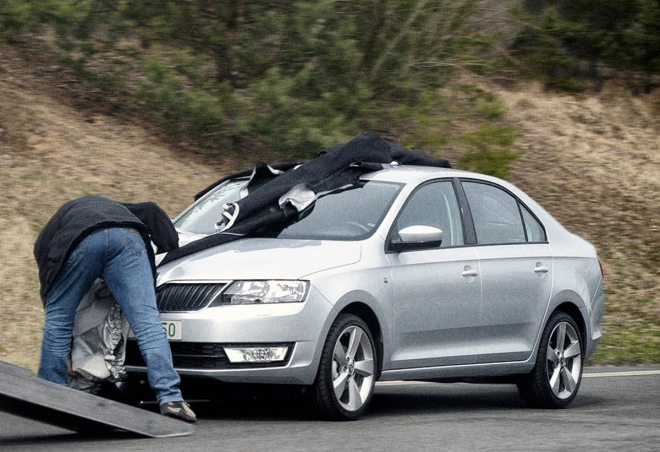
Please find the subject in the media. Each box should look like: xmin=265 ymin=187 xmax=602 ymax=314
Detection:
xmin=1 ymin=366 xmax=658 ymax=452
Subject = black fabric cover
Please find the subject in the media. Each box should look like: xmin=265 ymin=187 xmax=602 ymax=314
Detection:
xmin=194 ymin=161 xmax=302 ymax=201
xmin=160 ymin=133 xmax=450 ymax=267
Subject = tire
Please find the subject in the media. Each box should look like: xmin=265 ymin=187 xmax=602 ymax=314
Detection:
xmin=307 ymin=314 xmax=377 ymax=421
xmin=518 ymin=311 xmax=584 ymax=409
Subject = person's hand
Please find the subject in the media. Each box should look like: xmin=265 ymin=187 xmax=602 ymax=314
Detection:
xmin=67 ymin=357 xmax=78 ymax=378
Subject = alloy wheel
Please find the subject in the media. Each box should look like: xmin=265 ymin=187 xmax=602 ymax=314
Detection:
xmin=330 ymin=324 xmax=375 ymax=412
xmin=546 ymin=321 xmax=582 ymax=400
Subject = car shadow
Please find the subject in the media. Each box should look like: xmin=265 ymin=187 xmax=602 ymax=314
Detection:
xmin=367 ymin=383 xmax=525 ymax=417
xmin=189 ymin=381 xmax=610 ymax=422
xmin=187 ymin=382 xmax=588 ymax=421
xmin=369 ymin=382 xmax=609 ymax=417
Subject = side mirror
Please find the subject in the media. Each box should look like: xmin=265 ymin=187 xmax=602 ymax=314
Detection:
xmin=389 ymin=225 xmax=443 ymax=252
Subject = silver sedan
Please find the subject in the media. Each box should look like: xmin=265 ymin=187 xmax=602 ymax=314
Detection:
xmin=126 ymin=165 xmax=605 ymax=420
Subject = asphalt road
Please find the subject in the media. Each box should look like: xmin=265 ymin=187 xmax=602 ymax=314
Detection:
xmin=1 ymin=366 xmax=658 ymax=452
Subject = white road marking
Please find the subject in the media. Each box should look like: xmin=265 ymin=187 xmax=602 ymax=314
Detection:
xmin=377 ymin=381 xmax=431 ymax=387
xmin=376 ymin=370 xmax=660 ymax=387
xmin=583 ymin=370 xmax=660 ymax=378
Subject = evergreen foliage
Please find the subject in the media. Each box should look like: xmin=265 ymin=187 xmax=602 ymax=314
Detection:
xmin=513 ymin=0 xmax=660 ymax=91
xmin=1 ymin=0 xmax=517 ymax=175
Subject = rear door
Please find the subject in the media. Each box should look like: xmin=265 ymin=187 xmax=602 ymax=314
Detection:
xmin=460 ymin=180 xmax=553 ymax=363
xmin=387 ymin=180 xmax=481 ymax=369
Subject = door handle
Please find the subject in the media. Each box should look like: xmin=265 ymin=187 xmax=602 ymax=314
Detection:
xmin=534 ymin=264 xmax=549 ymax=274
xmin=462 ymin=267 xmax=479 ymax=278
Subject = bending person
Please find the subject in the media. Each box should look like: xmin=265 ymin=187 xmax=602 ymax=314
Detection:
xmin=34 ymin=195 xmax=196 ymax=423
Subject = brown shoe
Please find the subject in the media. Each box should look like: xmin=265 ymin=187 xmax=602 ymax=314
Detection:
xmin=159 ymin=401 xmax=197 ymax=423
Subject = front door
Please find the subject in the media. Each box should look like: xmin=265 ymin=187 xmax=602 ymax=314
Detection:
xmin=386 ymin=180 xmax=482 ymax=369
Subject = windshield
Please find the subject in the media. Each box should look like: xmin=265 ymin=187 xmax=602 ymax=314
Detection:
xmin=174 ymin=179 xmax=247 ymax=234
xmin=175 ymin=179 xmax=402 ymax=240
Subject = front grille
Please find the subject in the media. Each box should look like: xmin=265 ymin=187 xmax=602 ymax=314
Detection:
xmin=125 ymin=340 xmax=229 ymax=369
xmin=125 ymin=340 xmax=293 ymax=370
xmin=156 ymin=283 xmax=226 ymax=312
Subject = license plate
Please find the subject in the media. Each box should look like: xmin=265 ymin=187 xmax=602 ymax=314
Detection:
xmin=161 ymin=320 xmax=183 ymax=341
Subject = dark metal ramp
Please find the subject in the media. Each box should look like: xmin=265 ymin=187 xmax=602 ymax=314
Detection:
xmin=0 ymin=360 xmax=194 ymax=438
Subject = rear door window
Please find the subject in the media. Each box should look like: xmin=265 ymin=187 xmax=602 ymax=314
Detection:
xmin=521 ymin=206 xmax=546 ymax=242
xmin=462 ymin=181 xmax=526 ymax=245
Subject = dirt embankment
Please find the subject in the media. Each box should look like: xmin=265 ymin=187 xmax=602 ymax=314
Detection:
xmin=1 ymin=42 xmax=659 ymax=371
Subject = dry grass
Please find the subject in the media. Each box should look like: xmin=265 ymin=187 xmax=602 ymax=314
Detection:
xmin=1 ymin=43 xmax=658 ymax=374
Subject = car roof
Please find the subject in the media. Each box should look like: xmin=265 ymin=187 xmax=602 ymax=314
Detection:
xmin=221 ymin=164 xmax=514 ymax=197
xmin=361 ymin=164 xmax=479 ymax=184
xmin=223 ymin=164 xmax=486 ymax=186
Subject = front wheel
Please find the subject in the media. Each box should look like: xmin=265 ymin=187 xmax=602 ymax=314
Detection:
xmin=307 ymin=314 xmax=377 ymax=421
xmin=518 ymin=312 xmax=584 ymax=408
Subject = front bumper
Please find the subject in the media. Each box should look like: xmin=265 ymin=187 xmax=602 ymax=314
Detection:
xmin=125 ymin=286 xmax=333 ymax=385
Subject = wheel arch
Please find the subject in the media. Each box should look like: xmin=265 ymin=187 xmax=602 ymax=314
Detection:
xmin=526 ymin=291 xmax=589 ymax=368
xmin=337 ymin=302 xmax=384 ymax=380
xmin=552 ymin=301 xmax=587 ymax=346
xmin=548 ymin=289 xmax=590 ymax=350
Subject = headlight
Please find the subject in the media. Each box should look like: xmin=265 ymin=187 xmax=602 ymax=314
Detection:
xmin=216 ymin=280 xmax=309 ymax=305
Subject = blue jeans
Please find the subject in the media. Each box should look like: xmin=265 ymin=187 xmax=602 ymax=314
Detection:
xmin=38 ymin=227 xmax=182 ymax=405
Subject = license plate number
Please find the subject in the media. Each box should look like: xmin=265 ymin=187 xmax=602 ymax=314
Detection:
xmin=161 ymin=320 xmax=183 ymax=340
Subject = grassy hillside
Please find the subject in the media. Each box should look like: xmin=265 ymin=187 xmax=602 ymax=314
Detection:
xmin=1 ymin=42 xmax=658 ymax=372
xmin=498 ymin=81 xmax=660 ymax=363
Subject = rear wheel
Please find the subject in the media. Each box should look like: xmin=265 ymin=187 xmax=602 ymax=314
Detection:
xmin=307 ymin=314 xmax=377 ymax=421
xmin=518 ymin=311 xmax=584 ymax=408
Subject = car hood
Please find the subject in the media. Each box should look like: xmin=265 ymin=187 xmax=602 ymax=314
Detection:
xmin=157 ymin=237 xmax=362 ymax=283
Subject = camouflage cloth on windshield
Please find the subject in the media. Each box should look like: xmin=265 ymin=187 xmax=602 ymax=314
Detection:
xmin=68 ymin=279 xmax=129 ymax=393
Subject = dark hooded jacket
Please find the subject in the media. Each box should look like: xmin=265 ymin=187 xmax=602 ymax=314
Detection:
xmin=34 ymin=195 xmax=178 ymax=304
